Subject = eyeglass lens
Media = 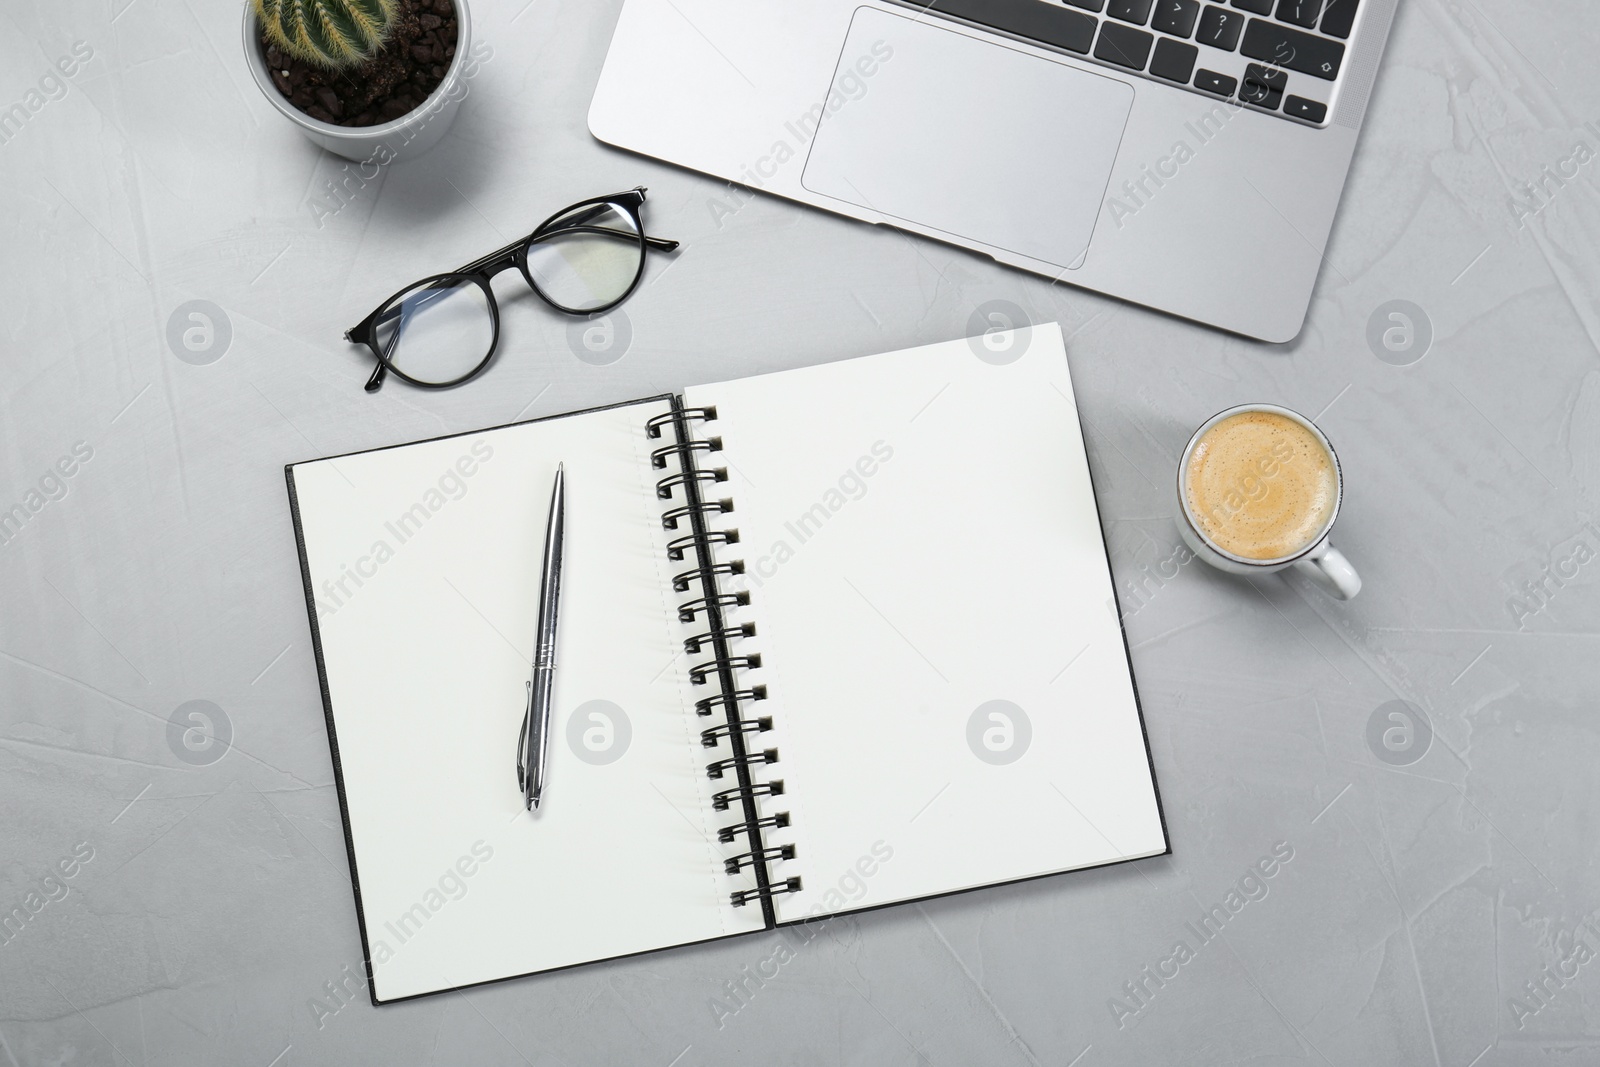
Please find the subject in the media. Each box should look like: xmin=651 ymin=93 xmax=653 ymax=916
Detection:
xmin=524 ymin=202 xmax=644 ymax=312
xmin=373 ymin=276 xmax=495 ymax=385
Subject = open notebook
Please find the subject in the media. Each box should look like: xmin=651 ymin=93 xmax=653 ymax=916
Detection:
xmin=286 ymin=324 xmax=1166 ymax=1003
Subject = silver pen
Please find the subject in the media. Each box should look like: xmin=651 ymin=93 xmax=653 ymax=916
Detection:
xmin=518 ymin=463 xmax=565 ymax=812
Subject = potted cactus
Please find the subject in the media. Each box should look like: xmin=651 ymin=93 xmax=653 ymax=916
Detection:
xmin=242 ymin=0 xmax=479 ymax=163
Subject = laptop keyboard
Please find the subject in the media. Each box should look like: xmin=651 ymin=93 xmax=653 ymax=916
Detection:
xmin=914 ymin=0 xmax=1360 ymax=126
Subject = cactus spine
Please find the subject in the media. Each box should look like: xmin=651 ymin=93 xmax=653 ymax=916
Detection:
xmin=254 ymin=0 xmax=398 ymax=69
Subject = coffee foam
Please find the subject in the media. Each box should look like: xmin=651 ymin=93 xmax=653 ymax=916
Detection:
xmin=1184 ymin=411 xmax=1337 ymax=561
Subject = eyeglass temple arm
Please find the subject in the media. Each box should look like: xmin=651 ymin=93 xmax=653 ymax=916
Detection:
xmin=451 ymin=227 xmax=678 ymax=278
xmin=528 ymin=201 xmax=678 ymax=251
xmin=359 ymin=292 xmax=428 ymax=391
xmin=524 ymin=224 xmax=679 ymax=253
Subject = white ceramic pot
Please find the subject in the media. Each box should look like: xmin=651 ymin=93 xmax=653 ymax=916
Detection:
xmin=242 ymin=0 xmax=474 ymax=163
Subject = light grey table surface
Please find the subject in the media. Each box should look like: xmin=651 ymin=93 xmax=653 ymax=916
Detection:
xmin=4 ymin=0 xmax=1600 ymax=1064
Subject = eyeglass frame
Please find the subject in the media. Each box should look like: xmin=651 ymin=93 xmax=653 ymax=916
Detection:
xmin=343 ymin=186 xmax=679 ymax=392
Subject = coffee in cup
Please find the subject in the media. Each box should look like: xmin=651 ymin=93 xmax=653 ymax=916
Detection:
xmin=1184 ymin=409 xmax=1338 ymax=560
xmin=1176 ymin=405 xmax=1361 ymax=599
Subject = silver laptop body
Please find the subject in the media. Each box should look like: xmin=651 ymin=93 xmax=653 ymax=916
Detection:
xmin=590 ymin=0 xmax=1399 ymax=342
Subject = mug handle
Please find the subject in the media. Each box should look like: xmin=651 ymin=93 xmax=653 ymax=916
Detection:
xmin=1293 ymin=544 xmax=1362 ymax=600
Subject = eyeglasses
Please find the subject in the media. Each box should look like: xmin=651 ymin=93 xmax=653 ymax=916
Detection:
xmin=344 ymin=187 xmax=679 ymax=391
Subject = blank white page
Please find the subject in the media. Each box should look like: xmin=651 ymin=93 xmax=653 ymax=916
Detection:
xmin=289 ymin=399 xmax=762 ymax=1002
xmin=683 ymin=325 xmax=1166 ymax=922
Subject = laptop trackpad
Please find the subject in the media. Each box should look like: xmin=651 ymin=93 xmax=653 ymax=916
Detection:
xmin=801 ymin=6 xmax=1134 ymax=268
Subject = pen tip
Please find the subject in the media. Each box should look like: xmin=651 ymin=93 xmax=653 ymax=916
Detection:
xmin=530 ymin=793 xmax=541 ymax=811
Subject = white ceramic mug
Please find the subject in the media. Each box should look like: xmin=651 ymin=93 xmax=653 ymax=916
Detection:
xmin=1176 ymin=404 xmax=1362 ymax=600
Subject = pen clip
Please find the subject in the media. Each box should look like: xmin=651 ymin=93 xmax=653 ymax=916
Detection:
xmin=516 ymin=680 xmax=532 ymax=795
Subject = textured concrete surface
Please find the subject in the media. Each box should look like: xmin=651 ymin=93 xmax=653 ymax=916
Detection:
xmin=3 ymin=0 xmax=1599 ymax=1064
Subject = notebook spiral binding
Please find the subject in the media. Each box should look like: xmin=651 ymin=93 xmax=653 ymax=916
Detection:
xmin=649 ymin=403 xmax=802 ymax=923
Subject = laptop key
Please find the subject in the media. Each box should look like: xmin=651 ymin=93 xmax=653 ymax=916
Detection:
xmin=1243 ymin=62 xmax=1287 ymax=89
xmin=1239 ymin=78 xmax=1282 ymax=109
xmin=1149 ymin=38 xmax=1199 ymax=82
xmin=1095 ymin=21 xmax=1155 ymax=68
xmin=1230 ymin=0 xmax=1273 ymax=12
xmin=925 ymin=0 xmax=1099 ymax=55
xmin=1196 ymin=5 xmax=1244 ymax=50
xmin=1319 ymin=0 xmax=1358 ymax=38
xmin=1241 ymin=19 xmax=1344 ymax=78
xmin=1152 ymin=0 xmax=1200 ymax=37
xmin=1193 ymin=68 xmax=1237 ymax=95
xmin=1275 ymin=0 xmax=1321 ymax=27
xmin=1064 ymin=0 xmax=1107 ymax=9
xmin=1240 ymin=62 xmax=1285 ymax=108
xmin=1283 ymin=94 xmax=1327 ymax=122
xmin=1108 ymin=0 xmax=1155 ymax=23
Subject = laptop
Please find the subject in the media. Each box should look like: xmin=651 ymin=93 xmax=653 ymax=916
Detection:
xmin=588 ymin=0 xmax=1397 ymax=342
